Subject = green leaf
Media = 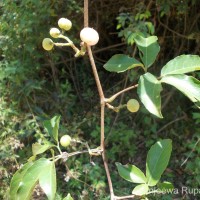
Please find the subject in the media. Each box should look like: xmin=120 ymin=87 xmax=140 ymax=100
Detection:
xmin=132 ymin=184 xmax=149 ymax=195
xmin=161 ymin=74 xmax=200 ymax=103
xmin=39 ymin=161 xmax=56 ymax=200
xmin=137 ymin=73 xmax=163 ymax=118
xmin=32 ymin=142 xmax=55 ymax=156
xmin=10 ymin=158 xmax=56 ymax=200
xmin=63 ymin=193 xmax=74 ymax=200
xmin=146 ymin=139 xmax=172 ymax=186
xmin=116 ymin=162 xmax=147 ymax=184
xmin=28 ymin=155 xmax=36 ymax=162
xmin=161 ymin=55 xmax=200 ymax=76
xmin=157 ymin=181 xmax=174 ymax=191
xmin=10 ymin=162 xmax=34 ymax=200
xmin=103 ymin=54 xmax=144 ymax=73
xmin=133 ymin=35 xmax=160 ymax=68
xmin=43 ymin=115 xmax=61 ymax=142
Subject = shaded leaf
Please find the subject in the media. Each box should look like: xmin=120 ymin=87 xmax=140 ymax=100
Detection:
xmin=161 ymin=55 xmax=200 ymax=76
xmin=146 ymin=139 xmax=172 ymax=186
xmin=116 ymin=162 xmax=147 ymax=184
xmin=133 ymin=35 xmax=160 ymax=68
xmin=132 ymin=184 xmax=149 ymax=195
xmin=32 ymin=142 xmax=55 ymax=156
xmin=39 ymin=161 xmax=56 ymax=200
xmin=161 ymin=74 xmax=200 ymax=103
xmin=43 ymin=115 xmax=61 ymax=142
xmin=103 ymin=54 xmax=144 ymax=73
xmin=157 ymin=181 xmax=174 ymax=192
xmin=137 ymin=73 xmax=163 ymax=118
xmin=195 ymin=101 xmax=200 ymax=108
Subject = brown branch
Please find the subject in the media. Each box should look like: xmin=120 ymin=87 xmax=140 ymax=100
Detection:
xmin=106 ymin=84 xmax=138 ymax=103
xmin=87 ymin=38 xmax=116 ymax=200
xmin=105 ymin=71 xmax=130 ymax=144
xmin=146 ymin=0 xmax=154 ymax=10
xmin=181 ymin=137 xmax=200 ymax=167
xmin=102 ymin=151 xmax=115 ymax=199
xmin=87 ymin=46 xmax=105 ymax=100
xmin=158 ymin=16 xmax=188 ymax=39
xmin=161 ymin=89 xmax=175 ymax=109
xmin=115 ymin=195 xmax=135 ymax=199
xmin=84 ymin=0 xmax=88 ymax=27
xmin=93 ymin=42 xmax=126 ymax=53
xmin=84 ymin=1 xmax=115 ymax=199
xmin=156 ymin=115 xmax=186 ymax=134
xmin=64 ymin=163 xmax=93 ymax=189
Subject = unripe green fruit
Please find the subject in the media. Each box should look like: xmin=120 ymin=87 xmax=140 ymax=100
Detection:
xmin=42 ymin=38 xmax=54 ymax=51
xmin=58 ymin=18 xmax=72 ymax=31
xmin=50 ymin=28 xmax=61 ymax=38
xmin=60 ymin=135 xmax=71 ymax=147
xmin=80 ymin=27 xmax=99 ymax=46
xmin=127 ymin=99 xmax=140 ymax=113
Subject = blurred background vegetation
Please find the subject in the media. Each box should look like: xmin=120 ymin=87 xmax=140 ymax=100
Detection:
xmin=0 ymin=0 xmax=200 ymax=199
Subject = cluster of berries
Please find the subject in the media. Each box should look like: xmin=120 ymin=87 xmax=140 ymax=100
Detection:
xmin=42 ymin=17 xmax=99 ymax=54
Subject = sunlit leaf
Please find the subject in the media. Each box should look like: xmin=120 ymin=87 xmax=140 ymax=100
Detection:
xmin=132 ymin=184 xmax=149 ymax=195
xmin=161 ymin=55 xmax=200 ymax=76
xmin=63 ymin=193 xmax=74 ymax=200
xmin=32 ymin=142 xmax=55 ymax=156
xmin=116 ymin=162 xmax=147 ymax=183
xmin=133 ymin=34 xmax=160 ymax=68
xmin=10 ymin=158 xmax=56 ymax=200
xmin=10 ymin=162 xmax=34 ymax=200
xmin=161 ymin=74 xmax=200 ymax=103
xmin=146 ymin=139 xmax=172 ymax=186
xmin=103 ymin=54 xmax=144 ymax=73
xmin=137 ymin=73 xmax=163 ymax=118
xmin=28 ymin=155 xmax=36 ymax=162
xmin=39 ymin=161 xmax=56 ymax=200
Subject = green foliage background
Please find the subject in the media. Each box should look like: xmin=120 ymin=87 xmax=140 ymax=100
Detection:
xmin=0 ymin=0 xmax=200 ymax=199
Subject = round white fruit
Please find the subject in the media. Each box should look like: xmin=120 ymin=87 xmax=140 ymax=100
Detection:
xmin=58 ymin=18 xmax=72 ymax=31
xmin=50 ymin=28 xmax=61 ymax=38
xmin=42 ymin=38 xmax=54 ymax=51
xmin=127 ymin=99 xmax=140 ymax=113
xmin=80 ymin=27 xmax=99 ymax=46
xmin=60 ymin=135 xmax=72 ymax=147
